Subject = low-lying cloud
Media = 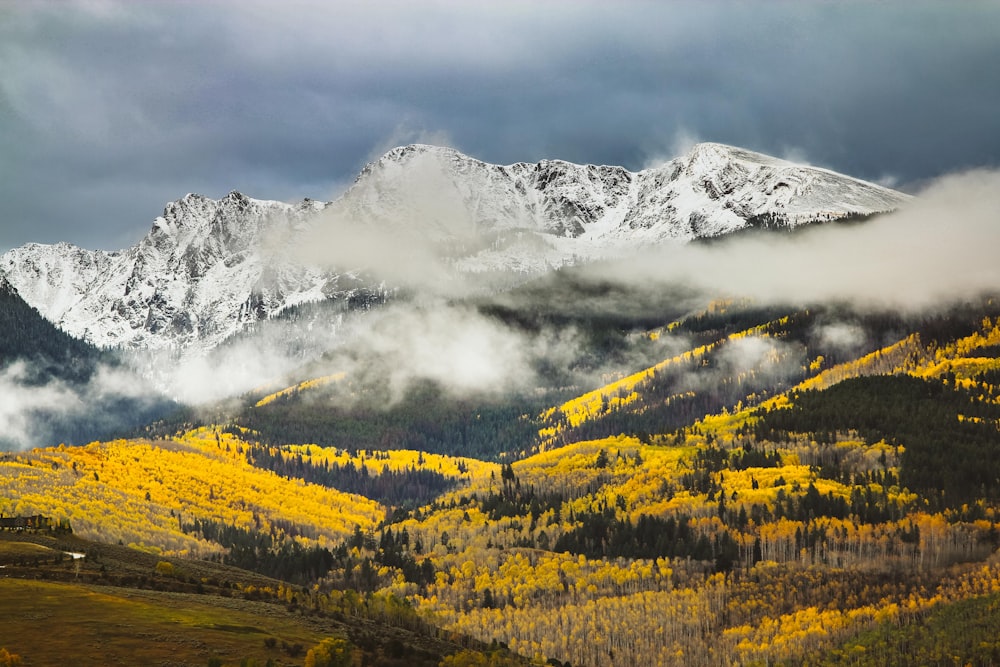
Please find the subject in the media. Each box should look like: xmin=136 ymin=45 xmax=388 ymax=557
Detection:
xmin=812 ymin=322 xmax=868 ymax=354
xmin=588 ymin=169 xmax=1000 ymax=311
xmin=293 ymin=148 xmax=487 ymax=294
xmin=0 ymin=360 xmax=168 ymax=451
xmin=0 ymin=361 xmax=83 ymax=450
xmin=349 ymin=301 xmax=535 ymax=398
xmin=156 ymin=298 xmax=573 ymax=407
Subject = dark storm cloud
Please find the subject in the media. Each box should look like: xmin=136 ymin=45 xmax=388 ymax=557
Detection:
xmin=2 ymin=1 xmax=998 ymax=252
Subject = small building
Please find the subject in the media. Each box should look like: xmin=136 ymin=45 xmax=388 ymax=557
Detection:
xmin=0 ymin=514 xmax=52 ymax=531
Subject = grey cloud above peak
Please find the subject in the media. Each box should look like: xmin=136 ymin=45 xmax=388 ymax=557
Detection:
xmin=2 ymin=1 xmax=998 ymax=252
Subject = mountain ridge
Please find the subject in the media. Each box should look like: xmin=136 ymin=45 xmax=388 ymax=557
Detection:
xmin=1 ymin=142 xmax=909 ymax=356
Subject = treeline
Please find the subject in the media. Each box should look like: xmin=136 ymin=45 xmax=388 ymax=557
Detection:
xmin=553 ymin=510 xmax=742 ymax=572
xmin=540 ymin=307 xmax=859 ymax=447
xmin=757 ymin=375 xmax=1000 ymax=505
xmin=181 ymin=518 xmax=334 ymax=585
xmin=544 ymin=343 xmax=806 ymax=447
xmin=911 ymin=298 xmax=1000 ymax=348
xmin=476 ymin=266 xmax=695 ymax=337
xmin=330 ymin=526 xmax=438 ymax=593
xmin=183 ymin=516 xmax=442 ymax=594
xmin=236 ymin=380 xmax=544 ymax=459
xmin=244 ymin=444 xmax=456 ymax=508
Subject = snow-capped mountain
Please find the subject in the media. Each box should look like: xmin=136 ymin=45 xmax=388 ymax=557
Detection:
xmin=1 ymin=193 xmax=349 ymax=352
xmin=1 ymin=142 xmax=908 ymax=355
xmin=345 ymin=142 xmax=908 ymax=272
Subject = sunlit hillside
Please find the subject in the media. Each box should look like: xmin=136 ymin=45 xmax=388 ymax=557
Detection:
xmin=0 ymin=428 xmax=384 ymax=555
xmin=5 ymin=300 xmax=1000 ymax=665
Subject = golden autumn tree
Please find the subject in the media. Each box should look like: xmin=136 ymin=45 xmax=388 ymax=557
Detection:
xmin=0 ymin=648 xmax=23 ymax=667
xmin=304 ymin=637 xmax=352 ymax=667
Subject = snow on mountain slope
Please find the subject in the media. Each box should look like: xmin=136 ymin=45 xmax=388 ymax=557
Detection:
xmin=2 ymin=192 xmax=343 ymax=352
xmin=0 ymin=242 xmax=121 ymax=326
xmin=1 ymin=142 xmax=909 ymax=355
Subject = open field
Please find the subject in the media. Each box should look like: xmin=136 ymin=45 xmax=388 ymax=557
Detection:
xmin=0 ymin=532 xmax=489 ymax=667
xmin=0 ymin=578 xmax=323 ymax=666
xmin=0 ymin=540 xmax=56 ymax=565
xmin=0 ymin=531 xmax=288 ymax=592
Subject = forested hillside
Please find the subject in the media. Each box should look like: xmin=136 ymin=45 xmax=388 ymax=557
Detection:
xmin=5 ymin=296 xmax=1000 ymax=666
xmin=0 ymin=276 xmax=105 ymax=382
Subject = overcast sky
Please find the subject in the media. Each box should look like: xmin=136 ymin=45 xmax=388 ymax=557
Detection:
xmin=2 ymin=1 xmax=998 ymax=253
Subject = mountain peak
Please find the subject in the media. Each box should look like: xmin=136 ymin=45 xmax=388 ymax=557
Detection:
xmin=377 ymin=143 xmax=466 ymax=165
xmin=679 ymin=142 xmax=793 ymax=172
xmin=178 ymin=192 xmax=209 ymax=206
xmin=684 ymin=141 xmax=740 ymax=157
xmin=161 ymin=193 xmax=212 ymax=225
xmin=223 ymin=190 xmax=250 ymax=205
